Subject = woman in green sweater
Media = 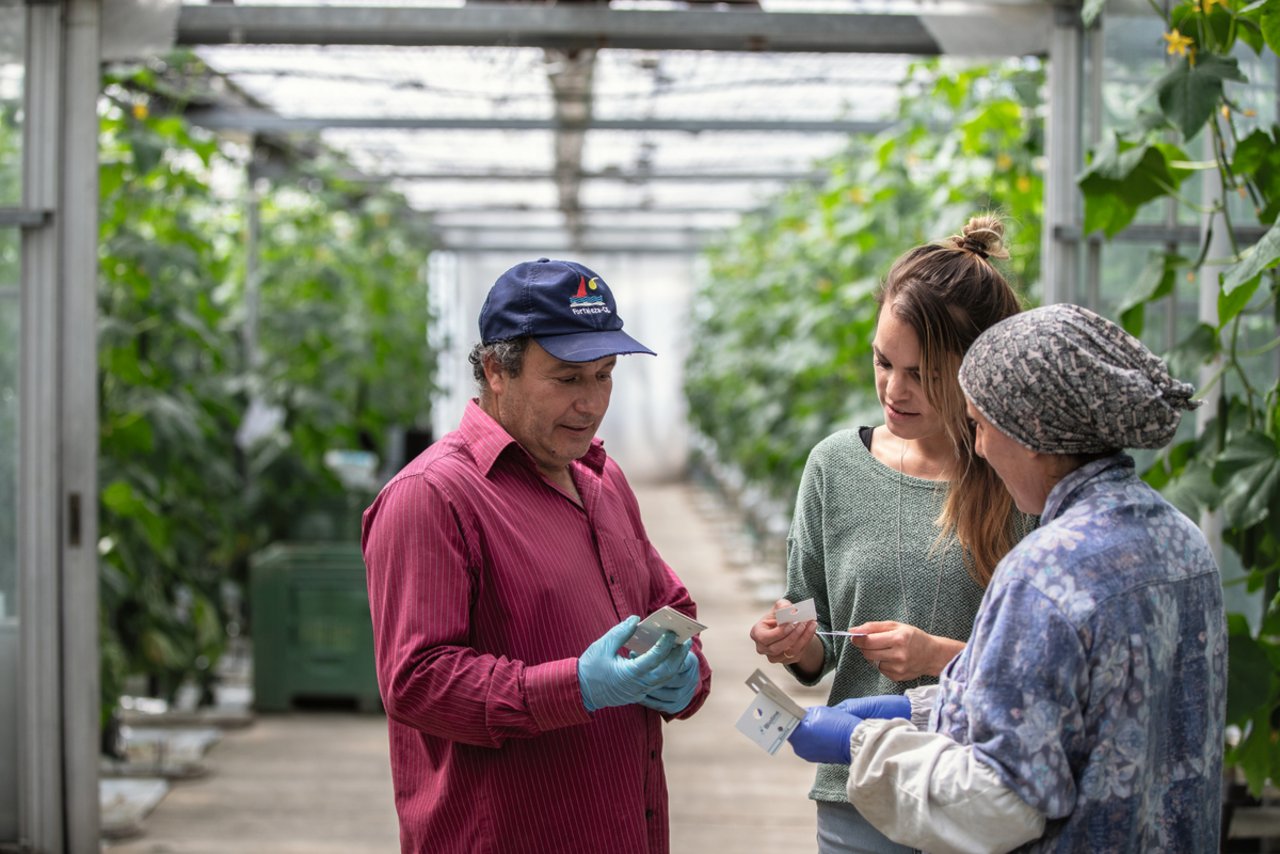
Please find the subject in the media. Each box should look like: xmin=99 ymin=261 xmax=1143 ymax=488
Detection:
xmin=749 ymin=214 xmax=1035 ymax=854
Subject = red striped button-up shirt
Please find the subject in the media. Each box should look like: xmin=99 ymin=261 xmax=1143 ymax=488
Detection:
xmin=362 ymin=400 xmax=711 ymax=854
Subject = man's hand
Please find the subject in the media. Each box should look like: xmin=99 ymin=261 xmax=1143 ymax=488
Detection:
xmin=788 ymin=705 xmax=863 ymax=765
xmin=639 ymin=644 xmax=700 ymax=714
xmin=577 ymin=617 xmax=688 ymax=712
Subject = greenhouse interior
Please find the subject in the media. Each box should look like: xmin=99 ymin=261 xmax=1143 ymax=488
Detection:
xmin=3 ymin=0 xmax=1279 ymax=851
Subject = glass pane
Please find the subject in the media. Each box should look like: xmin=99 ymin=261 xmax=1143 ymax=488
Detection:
xmin=0 ymin=6 xmax=20 ymax=843
xmin=0 ymin=7 xmax=20 ymax=205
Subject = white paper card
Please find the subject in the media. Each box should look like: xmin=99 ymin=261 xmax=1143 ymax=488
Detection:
xmin=775 ymin=598 xmax=817 ymax=624
xmin=735 ymin=669 xmax=806 ymax=755
xmin=624 ymin=606 xmax=707 ymax=655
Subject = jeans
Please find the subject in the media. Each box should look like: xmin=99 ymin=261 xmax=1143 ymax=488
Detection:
xmin=815 ymin=799 xmax=917 ymax=854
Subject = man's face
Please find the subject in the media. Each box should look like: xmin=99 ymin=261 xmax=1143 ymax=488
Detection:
xmin=485 ymin=341 xmax=616 ymax=480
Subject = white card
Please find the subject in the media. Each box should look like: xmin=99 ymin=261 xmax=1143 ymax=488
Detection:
xmin=735 ymin=669 xmax=806 ymax=755
xmin=775 ymin=598 xmax=817 ymax=625
xmin=624 ymin=606 xmax=707 ymax=655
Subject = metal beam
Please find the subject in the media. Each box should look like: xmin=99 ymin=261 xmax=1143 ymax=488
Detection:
xmin=184 ymin=108 xmax=895 ymax=136
xmin=436 ymin=242 xmax=705 ymax=255
xmin=425 ymin=204 xmax=747 ymax=215
xmin=176 ymin=5 xmax=945 ymax=54
xmin=364 ymin=169 xmax=827 ymax=183
xmin=430 ymin=224 xmax=720 ymax=236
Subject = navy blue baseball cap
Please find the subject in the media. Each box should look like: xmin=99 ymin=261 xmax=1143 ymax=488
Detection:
xmin=479 ymin=258 xmax=656 ymax=362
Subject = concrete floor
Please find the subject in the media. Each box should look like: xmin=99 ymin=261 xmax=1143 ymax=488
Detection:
xmin=105 ymin=482 xmax=828 ymax=854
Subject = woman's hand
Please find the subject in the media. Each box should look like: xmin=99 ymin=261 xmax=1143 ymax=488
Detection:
xmin=749 ymin=599 xmax=822 ymax=677
xmin=849 ymin=621 xmax=964 ymax=682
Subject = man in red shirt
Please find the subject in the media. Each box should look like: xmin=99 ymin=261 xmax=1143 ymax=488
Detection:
xmin=362 ymin=258 xmax=712 ymax=854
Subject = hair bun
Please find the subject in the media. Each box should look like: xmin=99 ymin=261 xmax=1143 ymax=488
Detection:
xmin=953 ymin=215 xmax=1010 ymax=261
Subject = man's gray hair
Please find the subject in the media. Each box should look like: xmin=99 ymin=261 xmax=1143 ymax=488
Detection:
xmin=469 ymin=337 xmax=531 ymax=393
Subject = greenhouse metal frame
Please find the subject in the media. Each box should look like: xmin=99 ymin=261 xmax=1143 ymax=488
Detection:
xmin=4 ymin=1 xmax=1273 ymax=850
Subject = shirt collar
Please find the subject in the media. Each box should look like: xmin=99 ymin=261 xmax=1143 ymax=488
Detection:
xmin=459 ymin=399 xmax=608 ymax=478
xmin=1040 ymin=452 xmax=1135 ymax=524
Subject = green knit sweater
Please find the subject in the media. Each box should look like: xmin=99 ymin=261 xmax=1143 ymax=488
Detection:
xmin=783 ymin=427 xmax=1031 ymax=803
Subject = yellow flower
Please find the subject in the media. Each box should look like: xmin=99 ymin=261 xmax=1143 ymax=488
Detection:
xmin=848 ymin=187 xmax=867 ymax=205
xmin=131 ymin=102 xmax=149 ymax=121
xmin=1163 ymin=29 xmax=1194 ymax=56
xmin=1016 ymin=175 xmax=1032 ymax=194
xmin=1244 ymin=108 xmax=1257 ymax=118
xmin=1200 ymin=0 xmax=1224 ymax=13
xmin=996 ymin=153 xmax=1014 ymax=171
xmin=1221 ymin=105 xmax=1231 ymax=120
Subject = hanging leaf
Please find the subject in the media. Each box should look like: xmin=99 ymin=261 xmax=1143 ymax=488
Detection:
xmin=1079 ymin=136 xmax=1191 ymax=237
xmin=1221 ymin=222 xmax=1280 ymax=295
xmin=1081 ymin=0 xmax=1106 ymax=27
xmin=1227 ymin=615 xmax=1273 ymax=726
xmin=1214 ymin=431 xmax=1280 ymax=530
xmin=1156 ymin=54 xmax=1246 ymax=141
xmin=1117 ymin=251 xmax=1180 ymax=336
xmin=1263 ymin=4 xmax=1280 ymax=56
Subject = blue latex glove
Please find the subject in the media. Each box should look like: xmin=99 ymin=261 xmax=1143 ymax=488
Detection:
xmin=834 ymin=694 xmax=911 ymax=720
xmin=788 ymin=705 xmax=863 ymax=765
xmin=578 ymin=616 xmax=688 ymax=712
xmin=639 ymin=643 xmax=699 ymax=714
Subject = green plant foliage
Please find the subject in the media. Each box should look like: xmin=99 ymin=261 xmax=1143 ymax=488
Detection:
xmin=96 ymin=55 xmax=436 ymax=726
xmin=1078 ymin=0 xmax=1280 ymax=795
xmin=686 ymin=59 xmax=1044 ymax=507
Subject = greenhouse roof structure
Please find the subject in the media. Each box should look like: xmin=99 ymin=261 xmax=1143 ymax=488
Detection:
xmin=135 ymin=0 xmax=1065 ymax=255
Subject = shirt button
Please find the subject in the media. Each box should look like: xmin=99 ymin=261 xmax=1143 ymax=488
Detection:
xmin=650 ymin=750 xmax=656 ymax=759
xmin=609 ymin=575 xmax=616 ymax=583
xmin=646 ymin=809 xmax=654 ymax=819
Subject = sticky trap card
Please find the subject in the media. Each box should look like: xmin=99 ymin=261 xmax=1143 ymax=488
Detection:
xmin=735 ymin=669 xmax=806 ymax=755
xmin=775 ymin=598 xmax=817 ymax=625
xmin=624 ymin=606 xmax=708 ymax=655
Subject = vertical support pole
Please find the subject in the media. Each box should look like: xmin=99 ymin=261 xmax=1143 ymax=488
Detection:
xmin=1041 ymin=4 xmax=1084 ymax=305
xmin=21 ymin=5 xmax=67 ymax=849
xmin=60 ymin=0 xmax=101 ymax=848
xmin=22 ymin=0 xmax=99 ymax=849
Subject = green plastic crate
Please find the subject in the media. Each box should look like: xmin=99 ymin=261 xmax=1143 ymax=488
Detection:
xmin=250 ymin=542 xmax=382 ymax=712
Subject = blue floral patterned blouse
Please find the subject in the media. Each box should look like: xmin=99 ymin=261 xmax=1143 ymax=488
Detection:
xmin=932 ymin=454 xmax=1227 ymax=851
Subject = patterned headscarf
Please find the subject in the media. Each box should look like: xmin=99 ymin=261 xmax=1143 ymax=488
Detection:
xmin=958 ymin=303 xmax=1200 ymax=454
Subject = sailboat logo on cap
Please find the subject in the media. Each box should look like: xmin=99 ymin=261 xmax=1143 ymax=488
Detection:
xmin=568 ymin=275 xmax=610 ymax=316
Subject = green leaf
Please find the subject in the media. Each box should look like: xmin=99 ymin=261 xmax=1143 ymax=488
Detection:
xmin=1263 ymin=3 xmax=1280 ymax=56
xmin=1214 ymin=431 xmax=1280 ymax=530
xmin=1232 ymin=129 xmax=1276 ymax=178
xmin=1117 ymin=252 xmax=1179 ymax=336
xmin=1159 ymin=458 xmax=1220 ymax=518
xmin=1081 ymin=0 xmax=1105 ymax=27
xmin=1221 ymin=221 xmax=1280 ymax=296
xmin=1079 ymin=135 xmax=1191 ymax=237
xmin=1219 ymin=273 xmax=1262 ymax=328
xmin=1228 ymin=618 xmax=1274 ymax=726
xmin=1165 ymin=322 xmax=1221 ymax=378
xmin=1156 ymin=54 xmax=1246 ymax=141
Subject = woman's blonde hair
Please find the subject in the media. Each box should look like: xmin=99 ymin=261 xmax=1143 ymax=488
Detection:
xmin=876 ymin=214 xmax=1024 ymax=585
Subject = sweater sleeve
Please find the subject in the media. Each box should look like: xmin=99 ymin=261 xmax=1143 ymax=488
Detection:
xmin=783 ymin=446 xmax=836 ymax=685
xmin=846 ymin=718 xmax=1045 ymax=854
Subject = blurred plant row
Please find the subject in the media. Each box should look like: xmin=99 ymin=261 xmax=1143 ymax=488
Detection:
xmin=96 ymin=53 xmax=437 ymax=726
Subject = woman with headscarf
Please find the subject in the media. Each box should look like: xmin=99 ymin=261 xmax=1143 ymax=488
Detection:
xmin=785 ymin=304 xmax=1227 ymax=853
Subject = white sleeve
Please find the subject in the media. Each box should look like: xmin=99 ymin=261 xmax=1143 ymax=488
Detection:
xmin=845 ymin=718 xmax=1046 ymax=854
xmin=904 ymin=685 xmax=937 ymax=729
